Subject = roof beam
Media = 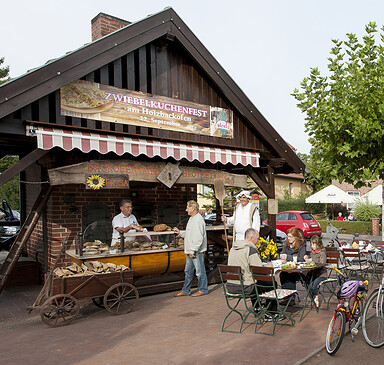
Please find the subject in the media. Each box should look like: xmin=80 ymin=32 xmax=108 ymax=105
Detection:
xmin=0 ymin=149 xmax=48 ymax=187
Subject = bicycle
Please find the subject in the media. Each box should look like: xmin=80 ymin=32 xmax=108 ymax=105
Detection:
xmin=325 ymin=268 xmax=368 ymax=355
xmin=362 ymin=269 xmax=384 ymax=347
xmin=326 ymin=219 xmax=359 ymax=248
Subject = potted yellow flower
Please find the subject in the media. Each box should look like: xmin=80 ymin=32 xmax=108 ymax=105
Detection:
xmin=256 ymin=237 xmax=278 ymax=262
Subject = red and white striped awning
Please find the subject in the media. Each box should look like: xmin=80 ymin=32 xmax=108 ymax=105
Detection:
xmin=27 ymin=126 xmax=259 ymax=167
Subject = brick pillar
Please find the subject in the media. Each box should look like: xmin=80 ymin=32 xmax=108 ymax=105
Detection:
xmin=91 ymin=12 xmax=131 ymax=41
xmin=372 ymin=217 xmax=380 ymax=236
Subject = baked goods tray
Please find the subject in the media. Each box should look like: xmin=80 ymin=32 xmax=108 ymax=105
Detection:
xmin=124 ymin=230 xmax=175 ymax=237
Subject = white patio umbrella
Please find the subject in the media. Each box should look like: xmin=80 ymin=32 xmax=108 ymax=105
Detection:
xmin=305 ymin=185 xmax=356 ymax=204
xmin=361 ymin=184 xmax=382 ymax=205
xmin=306 ymin=184 xmax=356 ymax=219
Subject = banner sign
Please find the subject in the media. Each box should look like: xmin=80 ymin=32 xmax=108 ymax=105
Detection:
xmin=60 ymin=80 xmax=234 ymax=139
xmin=48 ymin=160 xmax=247 ymax=188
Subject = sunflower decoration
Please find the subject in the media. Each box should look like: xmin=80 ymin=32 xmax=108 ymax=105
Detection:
xmin=256 ymin=237 xmax=278 ymax=260
xmin=86 ymin=175 xmax=105 ymax=190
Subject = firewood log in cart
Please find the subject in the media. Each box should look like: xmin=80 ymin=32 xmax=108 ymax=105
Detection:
xmin=28 ymin=239 xmax=139 ymax=327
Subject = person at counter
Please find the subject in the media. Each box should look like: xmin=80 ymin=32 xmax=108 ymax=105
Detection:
xmin=111 ymin=199 xmax=150 ymax=247
xmin=221 ymin=190 xmax=260 ymax=241
xmin=173 ymin=200 xmax=208 ymax=297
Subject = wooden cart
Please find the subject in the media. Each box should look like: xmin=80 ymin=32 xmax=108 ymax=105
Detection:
xmin=34 ymin=269 xmax=139 ymax=327
xmin=28 ymin=238 xmax=139 ymax=327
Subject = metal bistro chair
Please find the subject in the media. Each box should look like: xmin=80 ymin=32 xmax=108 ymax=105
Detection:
xmin=370 ymin=241 xmax=384 ymax=281
xmin=317 ymin=250 xmax=342 ymax=309
xmin=342 ymin=248 xmax=370 ymax=281
xmin=217 ymin=264 xmax=257 ymax=333
xmin=325 ymin=247 xmax=345 ymax=274
xmin=250 ymin=265 xmax=296 ymax=336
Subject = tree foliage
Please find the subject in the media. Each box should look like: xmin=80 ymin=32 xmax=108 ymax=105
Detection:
xmin=292 ymin=22 xmax=384 ymax=188
xmin=0 ymin=57 xmax=10 ymax=85
xmin=0 ymin=156 xmax=19 ymax=210
xmin=297 ymin=151 xmax=332 ymax=192
xmin=198 ymin=185 xmax=242 ymax=212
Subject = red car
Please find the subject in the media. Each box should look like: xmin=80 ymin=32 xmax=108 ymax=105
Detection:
xmin=264 ymin=211 xmax=322 ymax=239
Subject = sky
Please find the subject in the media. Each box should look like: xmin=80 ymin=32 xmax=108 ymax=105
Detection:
xmin=3 ymin=0 xmax=384 ymax=154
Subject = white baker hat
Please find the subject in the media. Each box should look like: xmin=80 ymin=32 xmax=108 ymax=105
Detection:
xmin=236 ymin=190 xmax=251 ymax=199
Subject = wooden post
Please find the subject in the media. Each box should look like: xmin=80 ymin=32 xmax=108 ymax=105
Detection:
xmin=245 ymin=165 xmax=277 ymax=242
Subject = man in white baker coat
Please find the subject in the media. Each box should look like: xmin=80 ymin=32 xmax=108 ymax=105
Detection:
xmin=222 ymin=190 xmax=260 ymax=241
xmin=111 ymin=199 xmax=150 ymax=246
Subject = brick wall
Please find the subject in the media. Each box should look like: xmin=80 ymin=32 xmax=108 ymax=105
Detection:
xmin=91 ymin=12 xmax=131 ymax=41
xmin=332 ymin=179 xmax=383 ymax=196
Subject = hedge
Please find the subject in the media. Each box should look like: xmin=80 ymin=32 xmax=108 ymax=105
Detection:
xmin=318 ymin=220 xmax=373 ymax=235
xmin=259 ymin=198 xmax=325 ymax=221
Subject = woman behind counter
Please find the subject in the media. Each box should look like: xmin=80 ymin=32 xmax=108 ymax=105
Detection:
xmin=279 ymin=227 xmax=307 ymax=290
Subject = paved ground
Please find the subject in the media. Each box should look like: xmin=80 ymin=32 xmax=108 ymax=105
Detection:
xmin=0 ymin=233 xmax=382 ymax=364
xmin=1 ymin=278 xmax=382 ymax=365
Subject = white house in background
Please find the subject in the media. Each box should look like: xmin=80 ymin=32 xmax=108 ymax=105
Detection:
xmin=361 ymin=184 xmax=383 ymax=205
xmin=333 ymin=179 xmax=383 ymax=211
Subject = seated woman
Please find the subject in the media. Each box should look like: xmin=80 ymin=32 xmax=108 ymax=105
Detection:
xmin=303 ymin=235 xmax=327 ymax=307
xmin=279 ymin=227 xmax=307 ymax=290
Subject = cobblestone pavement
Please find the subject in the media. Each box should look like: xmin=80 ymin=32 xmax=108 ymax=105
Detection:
xmin=1 ymin=281 xmax=375 ymax=365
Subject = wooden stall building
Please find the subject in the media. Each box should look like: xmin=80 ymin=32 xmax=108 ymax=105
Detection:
xmin=0 ymin=8 xmax=305 ymax=291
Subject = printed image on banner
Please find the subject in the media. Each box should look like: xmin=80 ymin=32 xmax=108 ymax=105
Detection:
xmin=60 ymin=80 xmax=233 ymax=139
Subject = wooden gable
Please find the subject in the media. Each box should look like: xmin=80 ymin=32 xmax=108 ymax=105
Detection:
xmin=0 ymin=7 xmax=304 ymax=175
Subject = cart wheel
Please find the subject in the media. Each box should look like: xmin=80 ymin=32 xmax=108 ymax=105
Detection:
xmin=92 ymin=297 xmax=105 ymax=308
xmin=103 ymin=283 xmax=139 ymax=315
xmin=40 ymin=294 xmax=79 ymax=327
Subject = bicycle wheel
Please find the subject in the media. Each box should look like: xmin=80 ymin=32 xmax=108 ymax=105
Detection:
xmin=352 ymin=293 xmax=366 ymax=326
xmin=325 ymin=310 xmax=346 ymax=355
xmin=362 ymin=288 xmax=384 ymax=348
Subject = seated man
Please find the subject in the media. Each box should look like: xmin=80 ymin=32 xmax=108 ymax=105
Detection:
xmin=111 ymin=199 xmax=150 ymax=247
xmin=226 ymin=228 xmax=275 ymax=320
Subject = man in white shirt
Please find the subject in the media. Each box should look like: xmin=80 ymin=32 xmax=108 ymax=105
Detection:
xmin=111 ymin=199 xmax=149 ymax=246
xmin=222 ymin=190 xmax=260 ymax=241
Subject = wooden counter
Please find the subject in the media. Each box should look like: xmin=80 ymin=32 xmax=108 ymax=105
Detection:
xmin=66 ymin=248 xmax=186 ymax=277
xmin=66 ymin=225 xmax=234 ymax=278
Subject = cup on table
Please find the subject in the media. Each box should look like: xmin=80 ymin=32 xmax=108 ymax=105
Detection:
xmin=280 ymin=253 xmax=287 ymax=264
xmin=293 ymin=255 xmax=298 ymax=264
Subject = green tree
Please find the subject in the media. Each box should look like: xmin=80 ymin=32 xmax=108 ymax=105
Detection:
xmin=292 ymin=22 xmax=384 ymax=236
xmin=0 ymin=156 xmax=19 ymax=210
xmin=0 ymin=57 xmax=10 ymax=85
xmin=297 ymin=151 xmax=332 ymax=192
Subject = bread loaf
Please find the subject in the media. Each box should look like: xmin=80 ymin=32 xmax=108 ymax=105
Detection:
xmin=154 ymin=223 xmax=167 ymax=232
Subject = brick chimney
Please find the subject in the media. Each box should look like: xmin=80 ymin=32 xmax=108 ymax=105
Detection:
xmin=91 ymin=12 xmax=131 ymax=41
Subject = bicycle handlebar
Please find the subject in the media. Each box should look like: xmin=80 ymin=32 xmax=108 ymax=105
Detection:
xmin=332 ymin=267 xmax=369 ymax=287
xmin=333 ymin=267 xmax=343 ymax=275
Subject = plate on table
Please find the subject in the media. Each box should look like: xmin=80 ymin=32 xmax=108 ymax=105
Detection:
xmin=301 ymin=262 xmax=316 ymax=269
xmin=281 ymin=262 xmax=297 ymax=270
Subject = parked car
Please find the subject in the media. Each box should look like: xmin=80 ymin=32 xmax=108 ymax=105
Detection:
xmin=264 ymin=211 xmax=322 ymax=240
xmin=274 ymin=229 xmax=287 ymax=251
xmin=0 ymin=200 xmax=20 ymax=250
xmin=204 ymin=213 xmax=230 ymax=226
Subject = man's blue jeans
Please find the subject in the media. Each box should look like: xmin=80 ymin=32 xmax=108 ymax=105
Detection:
xmin=181 ymin=252 xmax=208 ymax=294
